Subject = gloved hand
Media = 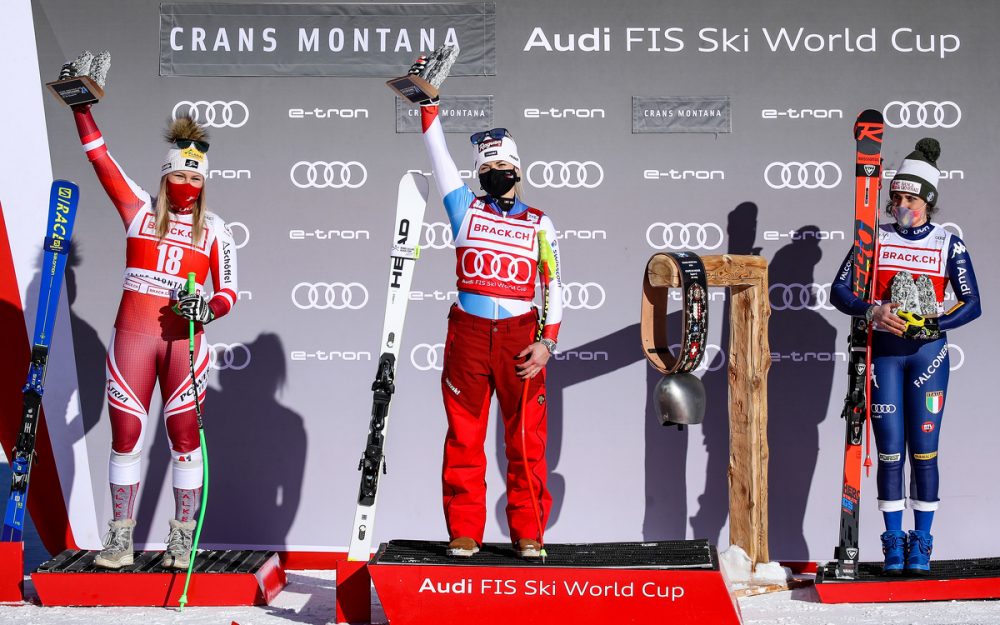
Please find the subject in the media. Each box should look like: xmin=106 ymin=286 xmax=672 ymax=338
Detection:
xmin=896 ymin=310 xmax=941 ymax=340
xmin=407 ymin=55 xmax=440 ymax=106
xmin=173 ymin=292 xmax=214 ymax=324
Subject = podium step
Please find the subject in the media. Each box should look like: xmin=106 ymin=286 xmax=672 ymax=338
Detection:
xmin=32 ymin=549 xmax=286 ymax=606
xmin=368 ymin=539 xmax=742 ymax=625
xmin=815 ymin=557 xmax=1000 ymax=603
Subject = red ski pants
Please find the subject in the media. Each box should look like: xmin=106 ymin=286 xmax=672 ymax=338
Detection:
xmin=440 ymin=305 xmax=551 ymax=544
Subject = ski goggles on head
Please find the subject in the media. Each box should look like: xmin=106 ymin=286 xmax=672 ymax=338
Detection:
xmin=470 ymin=128 xmax=511 ymax=145
xmin=174 ymin=139 xmax=210 ymax=153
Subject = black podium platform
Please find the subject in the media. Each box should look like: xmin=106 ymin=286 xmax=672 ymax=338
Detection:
xmin=32 ymin=548 xmax=287 ymax=606
xmin=815 ymin=556 xmax=1000 ymax=603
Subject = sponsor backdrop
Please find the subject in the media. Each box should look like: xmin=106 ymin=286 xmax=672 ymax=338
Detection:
xmin=9 ymin=0 xmax=998 ymax=561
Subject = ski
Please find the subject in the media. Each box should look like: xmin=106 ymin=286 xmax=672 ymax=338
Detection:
xmin=347 ymin=172 xmax=428 ymax=561
xmin=833 ymin=110 xmax=884 ymax=579
xmin=2 ymin=180 xmax=80 ymax=542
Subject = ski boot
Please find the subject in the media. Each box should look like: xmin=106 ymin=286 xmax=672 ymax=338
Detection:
xmin=162 ymin=519 xmax=197 ymax=569
xmin=516 ymin=538 xmax=543 ymax=560
xmin=446 ymin=537 xmax=479 ymax=558
xmin=94 ymin=518 xmax=136 ymax=569
xmin=880 ymin=530 xmax=907 ymax=575
xmin=906 ymin=530 xmax=933 ymax=575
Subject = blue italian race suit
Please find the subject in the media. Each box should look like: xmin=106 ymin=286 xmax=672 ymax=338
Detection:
xmin=831 ymin=221 xmax=980 ymax=513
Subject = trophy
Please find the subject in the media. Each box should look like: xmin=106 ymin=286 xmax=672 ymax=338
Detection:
xmin=890 ymin=272 xmax=938 ymax=316
xmin=46 ymin=50 xmax=111 ymax=107
xmin=386 ymin=44 xmax=459 ymax=104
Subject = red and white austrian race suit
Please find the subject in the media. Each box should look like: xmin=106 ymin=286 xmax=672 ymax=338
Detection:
xmin=420 ymin=105 xmax=564 ymax=544
xmin=74 ymin=108 xmax=237 ymax=514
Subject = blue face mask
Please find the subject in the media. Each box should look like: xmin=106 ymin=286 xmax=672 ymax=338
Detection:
xmin=892 ymin=205 xmax=923 ymax=228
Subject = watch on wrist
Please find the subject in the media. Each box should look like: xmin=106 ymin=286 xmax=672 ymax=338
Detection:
xmin=539 ymin=338 xmax=557 ymax=354
xmin=865 ymin=305 xmax=876 ymax=324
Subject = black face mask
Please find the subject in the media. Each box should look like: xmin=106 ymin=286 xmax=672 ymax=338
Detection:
xmin=479 ymin=168 xmax=519 ymax=198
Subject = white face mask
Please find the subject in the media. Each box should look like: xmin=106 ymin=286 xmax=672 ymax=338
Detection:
xmin=892 ymin=205 xmax=923 ymax=228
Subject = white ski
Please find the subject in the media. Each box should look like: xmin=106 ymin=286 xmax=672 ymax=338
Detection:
xmin=347 ymin=172 xmax=428 ymax=561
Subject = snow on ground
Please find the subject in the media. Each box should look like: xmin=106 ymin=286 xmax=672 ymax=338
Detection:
xmin=2 ymin=572 xmax=999 ymax=624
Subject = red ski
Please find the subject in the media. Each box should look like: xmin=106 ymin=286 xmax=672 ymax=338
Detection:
xmin=834 ymin=109 xmax=884 ymax=579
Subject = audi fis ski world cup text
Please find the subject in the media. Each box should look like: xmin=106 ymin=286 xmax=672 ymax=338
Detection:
xmin=523 ymin=27 xmax=959 ymax=57
xmin=418 ymin=577 xmax=686 ymax=600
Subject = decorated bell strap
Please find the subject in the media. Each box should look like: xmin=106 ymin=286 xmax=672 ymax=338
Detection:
xmin=641 ymin=252 xmax=709 ymax=374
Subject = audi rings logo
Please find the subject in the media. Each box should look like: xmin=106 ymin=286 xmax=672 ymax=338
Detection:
xmin=561 ymin=282 xmax=606 ymax=310
xmin=172 ymin=101 xmax=249 ymax=128
xmin=461 ymin=250 xmax=533 ymax=284
xmin=526 ymin=161 xmax=604 ymax=189
xmin=411 ymin=343 xmax=445 ymax=371
xmin=764 ymin=162 xmax=842 ymax=189
xmin=646 ymin=222 xmax=724 ymax=250
xmin=769 ymin=283 xmax=835 ymax=311
xmin=422 ymin=222 xmax=454 ymax=249
xmin=291 ymin=282 xmax=369 ymax=310
xmin=227 ymin=221 xmax=250 ymax=249
xmin=290 ymin=161 xmax=367 ymax=189
xmin=870 ymin=403 xmax=897 ymax=415
xmin=209 ymin=343 xmax=251 ymax=371
xmin=883 ymin=101 xmax=961 ymax=129
xmin=948 ymin=343 xmax=964 ymax=371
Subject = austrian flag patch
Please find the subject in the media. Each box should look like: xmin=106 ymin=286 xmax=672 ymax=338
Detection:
xmin=925 ymin=391 xmax=944 ymax=414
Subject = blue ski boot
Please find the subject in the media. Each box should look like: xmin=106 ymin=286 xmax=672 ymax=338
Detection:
xmin=906 ymin=530 xmax=933 ymax=575
xmin=880 ymin=530 xmax=907 ymax=575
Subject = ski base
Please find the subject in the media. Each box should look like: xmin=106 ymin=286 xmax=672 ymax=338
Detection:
xmin=816 ymin=557 xmax=1000 ymax=603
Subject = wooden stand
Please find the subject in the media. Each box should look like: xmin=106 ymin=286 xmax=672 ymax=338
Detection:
xmin=641 ymin=254 xmax=771 ymax=565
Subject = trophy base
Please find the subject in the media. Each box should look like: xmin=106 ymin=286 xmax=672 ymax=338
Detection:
xmin=46 ymin=75 xmax=104 ymax=107
xmin=386 ymin=75 xmax=438 ymax=105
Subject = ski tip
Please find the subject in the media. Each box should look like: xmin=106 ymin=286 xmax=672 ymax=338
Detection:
xmin=855 ymin=109 xmax=884 ymax=124
xmin=51 ymin=179 xmax=80 ymax=192
xmin=401 ymin=171 xmax=430 ymax=200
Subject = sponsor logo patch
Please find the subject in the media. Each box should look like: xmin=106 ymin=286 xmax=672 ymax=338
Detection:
xmin=913 ymin=451 xmax=938 ymax=461
xmin=921 ymin=421 xmax=936 ymax=433
xmin=878 ymin=453 xmax=902 ymax=462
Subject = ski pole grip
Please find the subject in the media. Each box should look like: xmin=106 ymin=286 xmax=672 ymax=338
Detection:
xmin=186 ymin=272 xmax=197 ymax=350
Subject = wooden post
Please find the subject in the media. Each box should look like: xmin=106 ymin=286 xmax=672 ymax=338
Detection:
xmin=642 ymin=254 xmax=771 ymax=564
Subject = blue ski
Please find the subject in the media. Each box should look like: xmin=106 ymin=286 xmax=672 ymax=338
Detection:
xmin=2 ymin=180 xmax=80 ymax=542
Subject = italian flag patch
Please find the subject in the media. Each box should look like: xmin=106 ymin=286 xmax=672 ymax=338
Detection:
xmin=926 ymin=391 xmax=944 ymax=414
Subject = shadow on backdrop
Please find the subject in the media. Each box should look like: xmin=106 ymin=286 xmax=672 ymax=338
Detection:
xmin=66 ymin=245 xmax=107 ymax=438
xmin=490 ymin=323 xmax=690 ymax=540
xmin=134 ymin=333 xmax=307 ymax=547
xmin=689 ymin=217 xmax=837 ymax=560
xmin=489 ymin=202 xmax=774 ymax=541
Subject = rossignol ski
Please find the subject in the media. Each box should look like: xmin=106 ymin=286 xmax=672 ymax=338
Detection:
xmin=834 ymin=110 xmax=884 ymax=579
xmin=2 ymin=180 xmax=80 ymax=543
xmin=347 ymin=172 xmax=428 ymax=561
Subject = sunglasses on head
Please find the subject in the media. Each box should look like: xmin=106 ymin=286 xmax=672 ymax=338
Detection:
xmin=470 ymin=128 xmax=511 ymax=145
xmin=174 ymin=139 xmax=210 ymax=153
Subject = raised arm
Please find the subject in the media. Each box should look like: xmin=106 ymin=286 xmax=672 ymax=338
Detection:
xmin=420 ymin=104 xmax=473 ymax=232
xmin=73 ymin=106 xmax=149 ymax=227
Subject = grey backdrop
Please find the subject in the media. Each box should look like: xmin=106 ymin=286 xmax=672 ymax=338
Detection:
xmin=30 ymin=0 xmax=999 ymax=561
